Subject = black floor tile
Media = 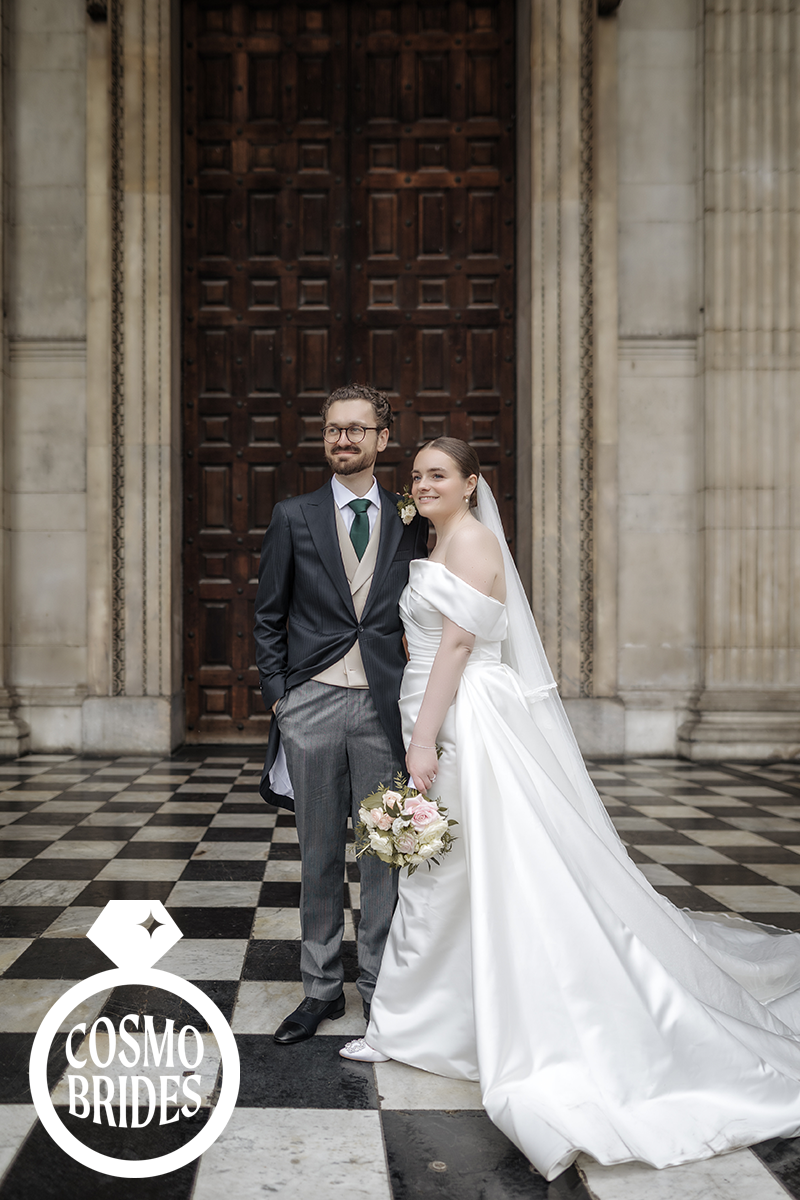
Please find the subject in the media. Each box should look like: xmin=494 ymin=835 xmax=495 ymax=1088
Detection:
xmin=0 ymin=800 xmax=39 ymax=811
xmin=740 ymin=913 xmax=800 ymax=932
xmin=174 ymin=792 xmax=230 ymax=804
xmin=618 ymin=831 xmax=695 ymax=845
xmin=200 ymin=827 xmax=271 ymax=842
xmin=667 ymin=864 xmax=769 ymax=886
xmin=722 ymin=846 xmax=800 ymax=863
xmin=274 ymin=813 xmax=296 ymax=826
xmin=4 ymin=937 xmax=114 ymax=978
xmin=48 ymin=791 xmax=121 ymax=802
xmin=0 ymin=1032 xmax=68 ymax=1104
xmin=264 ymin=842 xmax=301 ymax=860
xmin=115 ymin=842 xmax=196 ymax=859
xmin=97 ymin=979 xmax=237 ymax=1031
xmin=9 ymin=859 xmax=108 ymax=881
xmin=242 ymin=938 xmax=301 ymax=981
xmin=236 ymin=1034 xmax=377 ymax=1108
xmin=73 ymin=880 xmax=174 ymax=905
xmin=241 ymin=938 xmax=358 ymax=982
xmin=179 ymin=860 xmax=265 ymax=881
xmin=94 ymin=799 xmax=163 ymax=812
xmin=0 ymin=907 xmax=65 ymax=937
xmin=4 ymin=812 xmax=77 ymax=826
xmin=220 ymin=802 xmax=273 ymax=814
xmin=0 ymin=1108 xmax=205 ymax=1199
xmin=753 ymin=1137 xmax=800 ymax=1200
xmin=165 ymin=907 xmax=254 ymax=939
xmin=60 ymin=827 xmax=138 ymax=842
xmin=653 ymin=886 xmax=731 ymax=911
xmin=259 ymin=881 xmax=301 ymax=906
xmin=0 ymin=841 xmax=54 ymax=859
xmin=146 ymin=813 xmax=214 ymax=826
xmin=382 ymin=1110 xmax=553 ymax=1200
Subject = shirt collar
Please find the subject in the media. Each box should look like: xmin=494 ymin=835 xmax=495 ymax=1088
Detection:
xmin=331 ymin=475 xmax=381 ymax=511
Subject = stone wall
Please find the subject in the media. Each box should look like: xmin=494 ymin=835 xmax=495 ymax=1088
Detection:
xmin=2 ymin=0 xmax=87 ymax=752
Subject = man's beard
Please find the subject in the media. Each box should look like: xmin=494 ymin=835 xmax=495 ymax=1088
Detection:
xmin=326 ymin=448 xmax=375 ymax=476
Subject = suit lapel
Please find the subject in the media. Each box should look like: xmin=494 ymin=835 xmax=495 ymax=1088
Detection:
xmin=301 ymin=482 xmax=355 ymax=616
xmin=360 ymin=485 xmax=403 ymax=623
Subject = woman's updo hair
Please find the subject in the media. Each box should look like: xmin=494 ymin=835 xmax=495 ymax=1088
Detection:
xmin=419 ymin=437 xmax=481 ymax=507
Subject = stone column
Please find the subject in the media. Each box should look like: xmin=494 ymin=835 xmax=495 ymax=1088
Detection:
xmin=82 ymin=0 xmax=182 ymax=753
xmin=526 ymin=0 xmax=623 ymax=753
xmin=0 ymin=0 xmax=28 ymax=756
xmin=679 ymin=0 xmax=800 ymax=759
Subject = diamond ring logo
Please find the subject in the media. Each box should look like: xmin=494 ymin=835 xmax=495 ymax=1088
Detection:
xmin=29 ymin=901 xmax=240 ymax=1178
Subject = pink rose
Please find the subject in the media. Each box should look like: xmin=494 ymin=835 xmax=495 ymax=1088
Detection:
xmin=403 ymin=795 xmax=422 ymax=814
xmin=395 ymin=831 xmax=417 ymax=855
xmin=411 ymin=799 xmax=440 ymax=827
xmin=370 ymin=808 xmax=393 ymax=831
xmin=383 ymin=791 xmax=403 ymax=808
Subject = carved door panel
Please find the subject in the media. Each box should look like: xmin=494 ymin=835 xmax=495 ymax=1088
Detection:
xmin=350 ymin=1 xmax=516 ymax=525
xmin=183 ymin=0 xmax=515 ymax=742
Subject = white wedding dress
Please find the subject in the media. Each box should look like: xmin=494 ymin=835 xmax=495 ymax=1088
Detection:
xmin=368 ymin=488 xmax=800 ymax=1181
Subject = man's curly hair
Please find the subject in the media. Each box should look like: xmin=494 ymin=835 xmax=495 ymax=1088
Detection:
xmin=321 ymin=383 xmax=393 ymax=431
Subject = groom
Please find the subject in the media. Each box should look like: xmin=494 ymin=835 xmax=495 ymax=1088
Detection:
xmin=254 ymin=383 xmax=428 ymax=1044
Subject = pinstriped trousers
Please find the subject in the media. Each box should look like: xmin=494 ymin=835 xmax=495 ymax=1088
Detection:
xmin=274 ymin=679 xmax=400 ymax=1004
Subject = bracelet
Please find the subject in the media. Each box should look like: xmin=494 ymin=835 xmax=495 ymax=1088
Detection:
xmin=410 ymin=741 xmax=435 ymax=749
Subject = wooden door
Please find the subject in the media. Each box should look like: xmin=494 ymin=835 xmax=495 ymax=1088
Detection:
xmin=183 ymin=0 xmax=515 ymax=742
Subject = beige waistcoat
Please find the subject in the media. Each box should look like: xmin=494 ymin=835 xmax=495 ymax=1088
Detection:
xmin=312 ymin=503 xmax=382 ymax=688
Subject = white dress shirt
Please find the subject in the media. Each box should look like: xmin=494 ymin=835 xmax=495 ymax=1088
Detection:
xmin=331 ymin=474 xmax=382 ymax=535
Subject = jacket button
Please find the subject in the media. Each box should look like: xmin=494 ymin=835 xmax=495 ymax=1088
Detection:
xmin=357 ymin=624 xmax=364 ymax=632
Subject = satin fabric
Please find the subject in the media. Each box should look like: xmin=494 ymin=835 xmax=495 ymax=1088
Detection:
xmin=368 ymin=559 xmax=800 ymax=1180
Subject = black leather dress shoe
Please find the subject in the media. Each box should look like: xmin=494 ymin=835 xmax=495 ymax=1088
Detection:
xmin=273 ymin=994 xmax=346 ymax=1044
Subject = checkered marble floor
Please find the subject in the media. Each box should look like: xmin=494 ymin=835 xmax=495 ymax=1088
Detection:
xmin=1 ymin=750 xmax=800 ymax=1199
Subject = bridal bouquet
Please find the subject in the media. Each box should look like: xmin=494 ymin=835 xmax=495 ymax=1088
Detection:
xmin=355 ymin=772 xmax=457 ymax=876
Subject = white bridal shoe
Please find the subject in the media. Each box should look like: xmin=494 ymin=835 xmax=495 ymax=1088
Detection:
xmin=339 ymin=1038 xmax=390 ymax=1063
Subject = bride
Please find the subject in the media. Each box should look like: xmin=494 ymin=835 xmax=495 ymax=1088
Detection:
xmin=338 ymin=436 xmax=800 ymax=1181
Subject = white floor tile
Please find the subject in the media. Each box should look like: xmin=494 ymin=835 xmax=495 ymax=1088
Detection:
xmin=0 ymin=937 xmax=33 ymax=972
xmin=166 ymin=880 xmax=262 ymax=907
xmin=699 ymin=884 xmax=800 ymax=912
xmin=0 ymin=858 xmax=29 ymax=879
xmin=374 ymin=1059 xmax=483 ymax=1109
xmin=130 ymin=826 xmax=208 ymax=842
xmin=0 ymin=878 xmax=89 ymax=906
xmin=577 ymin=1148 xmax=788 ymax=1200
xmin=0 ymin=979 xmax=112 ymax=1032
xmin=210 ymin=812 xmax=276 ymax=828
xmin=0 ymin=1106 xmax=37 ymax=1179
xmin=190 ymin=841 xmax=270 ymax=861
xmin=192 ymin=1108 xmax=391 ymax=1200
xmin=632 ymin=845 xmax=734 ymax=865
xmin=156 ymin=938 xmax=248 ymax=980
xmin=41 ymin=907 xmax=104 ymax=937
xmin=264 ymin=861 xmax=302 ymax=882
xmin=95 ymin=858 xmax=187 ymax=881
xmin=37 ymin=839 xmax=127 ymax=858
xmin=252 ymin=908 xmax=302 ymax=939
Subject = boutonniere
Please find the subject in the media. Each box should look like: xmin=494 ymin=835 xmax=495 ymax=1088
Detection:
xmin=397 ymin=486 xmax=417 ymax=526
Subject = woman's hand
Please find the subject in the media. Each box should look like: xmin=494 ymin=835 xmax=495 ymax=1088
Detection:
xmin=406 ymin=742 xmax=438 ymax=795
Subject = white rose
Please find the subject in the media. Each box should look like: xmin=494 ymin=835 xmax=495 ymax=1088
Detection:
xmin=419 ymin=818 xmax=448 ymax=843
xmin=368 ymin=830 xmax=393 ymax=863
xmin=360 ymin=807 xmax=375 ymax=828
xmin=391 ymin=815 xmax=409 ymax=837
xmin=400 ymin=503 xmax=416 ymax=525
xmin=417 ymin=841 xmax=440 ymax=859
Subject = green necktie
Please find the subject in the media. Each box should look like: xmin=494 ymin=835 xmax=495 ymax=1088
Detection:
xmin=348 ymin=498 xmax=372 ymax=560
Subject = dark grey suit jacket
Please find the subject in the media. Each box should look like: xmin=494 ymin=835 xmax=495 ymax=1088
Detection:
xmin=254 ymin=480 xmax=428 ymax=809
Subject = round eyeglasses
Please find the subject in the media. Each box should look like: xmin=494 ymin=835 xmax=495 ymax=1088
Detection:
xmin=322 ymin=424 xmax=380 ymax=444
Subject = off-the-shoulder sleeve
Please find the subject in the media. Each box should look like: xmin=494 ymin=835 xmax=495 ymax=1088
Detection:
xmin=408 ymin=560 xmax=508 ymax=641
